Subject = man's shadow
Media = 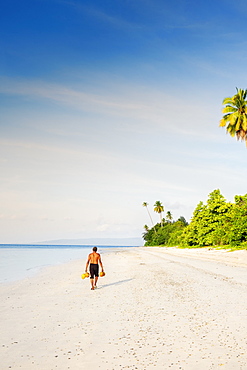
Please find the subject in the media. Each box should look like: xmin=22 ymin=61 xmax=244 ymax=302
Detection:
xmin=99 ymin=278 xmax=133 ymax=289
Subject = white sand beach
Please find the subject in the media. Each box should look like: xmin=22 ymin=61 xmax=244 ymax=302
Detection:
xmin=1 ymin=246 xmax=247 ymax=370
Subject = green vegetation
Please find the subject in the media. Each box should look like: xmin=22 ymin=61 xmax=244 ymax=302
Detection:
xmin=142 ymin=190 xmax=247 ymax=250
xmin=142 ymin=201 xmax=188 ymax=247
xmin=219 ymin=88 xmax=247 ymax=145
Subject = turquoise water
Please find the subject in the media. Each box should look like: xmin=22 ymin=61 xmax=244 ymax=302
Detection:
xmin=0 ymin=245 xmax=134 ymax=283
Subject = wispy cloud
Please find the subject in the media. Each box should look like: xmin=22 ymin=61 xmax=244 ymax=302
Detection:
xmin=54 ymin=0 xmax=143 ymax=31
xmin=53 ymin=0 xmax=209 ymax=36
xmin=0 ymin=76 xmax=220 ymax=140
xmin=225 ymin=0 xmax=247 ymax=15
xmin=0 ymin=76 xmax=145 ymax=113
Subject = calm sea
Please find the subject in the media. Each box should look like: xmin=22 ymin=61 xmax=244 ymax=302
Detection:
xmin=0 ymin=244 xmax=135 ymax=284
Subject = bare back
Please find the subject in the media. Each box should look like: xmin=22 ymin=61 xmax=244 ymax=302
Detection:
xmin=85 ymin=249 xmax=103 ymax=274
xmin=88 ymin=252 xmax=101 ymax=264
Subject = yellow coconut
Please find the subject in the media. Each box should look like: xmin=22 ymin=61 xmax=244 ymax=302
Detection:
xmin=85 ymin=272 xmax=89 ymax=278
xmin=100 ymin=271 xmax=105 ymax=277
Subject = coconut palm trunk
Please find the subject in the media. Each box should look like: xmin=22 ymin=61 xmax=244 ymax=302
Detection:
xmin=142 ymin=202 xmax=157 ymax=233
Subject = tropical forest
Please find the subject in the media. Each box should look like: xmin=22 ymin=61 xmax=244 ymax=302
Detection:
xmin=142 ymin=190 xmax=247 ymax=250
xmin=142 ymin=89 xmax=247 ymax=250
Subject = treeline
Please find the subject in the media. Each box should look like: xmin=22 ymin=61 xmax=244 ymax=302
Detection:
xmin=143 ymin=189 xmax=247 ymax=249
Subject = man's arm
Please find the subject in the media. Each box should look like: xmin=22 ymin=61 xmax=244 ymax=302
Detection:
xmin=85 ymin=255 xmax=91 ymax=272
xmin=99 ymin=256 xmax=104 ymax=272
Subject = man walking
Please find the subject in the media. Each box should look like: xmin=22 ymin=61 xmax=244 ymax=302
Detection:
xmin=85 ymin=247 xmax=104 ymax=290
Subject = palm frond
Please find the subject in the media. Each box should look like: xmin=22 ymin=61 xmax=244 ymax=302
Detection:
xmin=222 ymin=106 xmax=237 ymax=114
xmin=222 ymin=97 xmax=232 ymax=105
xmin=219 ymin=118 xmax=226 ymax=127
xmin=235 ymin=119 xmax=241 ymax=131
xmin=226 ymin=124 xmax=236 ymax=137
xmin=242 ymin=115 xmax=247 ymax=131
xmin=229 ymin=113 xmax=238 ymax=126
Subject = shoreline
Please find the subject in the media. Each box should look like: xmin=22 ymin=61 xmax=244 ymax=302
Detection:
xmin=1 ymin=246 xmax=247 ymax=369
xmin=145 ymin=246 xmax=247 ymax=267
xmin=0 ymin=246 xmax=136 ymax=284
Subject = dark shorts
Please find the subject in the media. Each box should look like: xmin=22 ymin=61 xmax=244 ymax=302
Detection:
xmin=90 ymin=264 xmax=99 ymax=278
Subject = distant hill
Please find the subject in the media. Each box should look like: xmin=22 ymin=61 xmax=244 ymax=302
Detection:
xmin=36 ymin=237 xmax=143 ymax=246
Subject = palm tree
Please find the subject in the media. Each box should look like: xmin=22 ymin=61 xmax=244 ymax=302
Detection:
xmin=219 ymin=88 xmax=247 ymax=145
xmin=154 ymin=201 xmax=164 ymax=226
xmin=142 ymin=202 xmax=154 ymax=226
xmin=143 ymin=202 xmax=157 ymax=234
xmin=166 ymin=211 xmax=173 ymax=222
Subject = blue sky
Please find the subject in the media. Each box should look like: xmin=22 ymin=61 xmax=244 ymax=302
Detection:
xmin=1 ymin=0 xmax=247 ymax=243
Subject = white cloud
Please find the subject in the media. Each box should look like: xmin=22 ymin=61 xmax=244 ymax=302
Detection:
xmin=0 ymin=75 xmax=223 ymax=141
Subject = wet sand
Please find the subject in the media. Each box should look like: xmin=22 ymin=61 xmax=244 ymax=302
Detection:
xmin=1 ymin=247 xmax=247 ymax=369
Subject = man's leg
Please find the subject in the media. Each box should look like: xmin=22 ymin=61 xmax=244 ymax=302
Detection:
xmin=89 ymin=264 xmax=95 ymax=290
xmin=90 ymin=278 xmax=94 ymax=290
xmin=94 ymin=276 xmax=98 ymax=288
